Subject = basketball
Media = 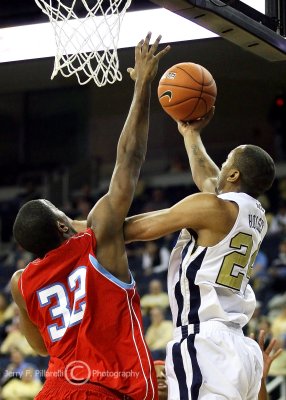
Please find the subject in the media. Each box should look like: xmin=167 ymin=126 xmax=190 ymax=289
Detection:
xmin=158 ymin=62 xmax=217 ymax=122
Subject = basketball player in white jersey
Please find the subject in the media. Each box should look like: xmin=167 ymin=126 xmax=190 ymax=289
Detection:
xmin=124 ymin=108 xmax=276 ymax=399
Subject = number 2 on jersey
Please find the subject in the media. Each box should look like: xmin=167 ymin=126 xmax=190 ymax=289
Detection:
xmin=216 ymin=232 xmax=259 ymax=291
xmin=37 ymin=267 xmax=87 ymax=342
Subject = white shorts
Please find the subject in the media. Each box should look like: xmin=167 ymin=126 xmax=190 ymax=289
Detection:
xmin=165 ymin=321 xmax=263 ymax=400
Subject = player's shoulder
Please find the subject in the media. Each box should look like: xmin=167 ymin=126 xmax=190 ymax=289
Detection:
xmin=62 ymin=228 xmax=96 ymax=252
xmin=218 ymin=191 xmax=258 ymax=212
xmin=10 ymin=269 xmax=23 ymax=286
xmin=189 ymin=192 xmax=230 ymax=208
xmin=10 ymin=269 xmax=26 ymax=308
xmin=69 ymin=228 xmax=95 ymax=242
xmin=189 ymin=192 xmax=238 ymax=219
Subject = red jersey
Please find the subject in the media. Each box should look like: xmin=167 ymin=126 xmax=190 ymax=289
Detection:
xmin=19 ymin=229 xmax=157 ymax=400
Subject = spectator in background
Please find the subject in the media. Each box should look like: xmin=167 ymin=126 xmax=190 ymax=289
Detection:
xmin=142 ymin=241 xmax=170 ymax=278
xmin=0 ymin=243 xmax=33 ymax=292
xmin=140 ymin=279 xmax=169 ymax=316
xmin=251 ymin=250 xmax=269 ymax=291
xmin=0 ymin=304 xmax=35 ymax=357
xmin=1 ymin=366 xmax=42 ymax=400
xmin=0 ymin=293 xmax=9 ymax=325
xmin=0 ymin=347 xmax=37 ymax=387
xmin=145 ymin=307 xmax=173 ymax=360
xmin=154 ymin=360 xmax=168 ymax=400
xmin=250 ymin=250 xmax=270 ymax=313
xmin=271 ymin=302 xmax=286 ymax=346
xmin=268 ymin=302 xmax=286 ymax=376
xmin=268 ymin=201 xmax=286 ymax=235
xmin=129 ymin=241 xmax=170 ymax=295
xmin=268 ymin=237 xmax=286 ymax=296
xmin=2 ymin=243 xmax=33 ymax=270
xmin=0 ymin=292 xmax=13 ymax=345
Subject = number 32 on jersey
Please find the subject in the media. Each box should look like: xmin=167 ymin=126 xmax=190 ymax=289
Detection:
xmin=37 ymin=266 xmax=87 ymax=342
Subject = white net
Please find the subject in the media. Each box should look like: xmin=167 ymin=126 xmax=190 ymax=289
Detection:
xmin=34 ymin=0 xmax=132 ymax=85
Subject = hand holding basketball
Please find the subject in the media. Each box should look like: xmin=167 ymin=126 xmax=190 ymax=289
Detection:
xmin=177 ymin=107 xmax=215 ymax=137
xmin=158 ymin=62 xmax=217 ymax=122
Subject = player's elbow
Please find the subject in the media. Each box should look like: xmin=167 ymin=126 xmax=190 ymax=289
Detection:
xmin=127 ymin=150 xmax=146 ymax=169
xmin=124 ymin=219 xmax=139 ymax=243
xmin=120 ymin=140 xmax=146 ymax=166
xmin=30 ymin=342 xmax=48 ymax=357
xmin=38 ymin=349 xmax=49 ymax=357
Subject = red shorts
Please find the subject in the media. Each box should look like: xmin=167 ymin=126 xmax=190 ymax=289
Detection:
xmin=35 ymin=378 xmax=132 ymax=400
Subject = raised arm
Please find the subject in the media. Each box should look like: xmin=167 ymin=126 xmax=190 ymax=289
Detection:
xmin=87 ymin=33 xmax=170 ymax=279
xmin=178 ymin=107 xmax=219 ymax=193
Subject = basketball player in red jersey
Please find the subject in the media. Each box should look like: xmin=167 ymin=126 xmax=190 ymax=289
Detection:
xmin=10 ymin=33 xmax=170 ymax=400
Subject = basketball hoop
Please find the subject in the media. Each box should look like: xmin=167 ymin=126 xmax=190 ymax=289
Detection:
xmin=34 ymin=0 xmax=132 ymax=86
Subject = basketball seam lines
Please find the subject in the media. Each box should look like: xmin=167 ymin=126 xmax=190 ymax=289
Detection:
xmin=176 ymin=65 xmax=213 ymax=86
xmin=162 ymin=97 xmax=209 ymax=108
xmin=159 ymin=83 xmax=216 ymax=93
xmin=184 ymin=65 xmax=205 ymax=120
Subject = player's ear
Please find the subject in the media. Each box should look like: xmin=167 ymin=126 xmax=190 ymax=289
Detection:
xmin=56 ymin=221 xmax=69 ymax=233
xmin=227 ymin=169 xmax=240 ymax=183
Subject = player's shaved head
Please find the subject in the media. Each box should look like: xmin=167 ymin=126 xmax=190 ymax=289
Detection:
xmin=13 ymin=199 xmax=64 ymax=257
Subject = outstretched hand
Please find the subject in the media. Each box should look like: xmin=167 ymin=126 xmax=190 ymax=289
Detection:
xmin=127 ymin=32 xmax=170 ymax=83
xmin=257 ymin=330 xmax=283 ymax=379
xmin=177 ymin=106 xmax=215 ymax=137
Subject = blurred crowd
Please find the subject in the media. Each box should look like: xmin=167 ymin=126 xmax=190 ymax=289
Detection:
xmin=0 ymin=175 xmax=286 ymax=399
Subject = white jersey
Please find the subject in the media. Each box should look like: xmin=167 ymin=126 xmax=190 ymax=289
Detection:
xmin=168 ymin=192 xmax=267 ymax=329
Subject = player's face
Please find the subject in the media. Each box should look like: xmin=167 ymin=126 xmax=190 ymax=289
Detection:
xmin=155 ymin=364 xmax=168 ymax=400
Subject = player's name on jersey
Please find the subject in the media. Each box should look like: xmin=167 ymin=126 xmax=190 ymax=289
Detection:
xmin=248 ymin=214 xmax=265 ymax=233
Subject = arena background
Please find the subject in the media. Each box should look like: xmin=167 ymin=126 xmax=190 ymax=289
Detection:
xmin=0 ymin=1 xmax=285 ymax=203
xmin=0 ymin=2 xmax=286 ymax=398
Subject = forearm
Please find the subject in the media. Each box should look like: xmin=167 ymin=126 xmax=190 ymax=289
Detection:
xmin=183 ymin=131 xmax=219 ymax=192
xmin=114 ymin=32 xmax=170 ymax=171
xmin=116 ymin=80 xmax=151 ymax=169
xmin=23 ymin=334 xmax=48 ymax=357
xmin=19 ymin=313 xmax=48 ymax=356
xmin=124 ymin=212 xmax=163 ymax=243
xmin=124 ymin=208 xmax=180 ymax=243
xmin=153 ymin=249 xmax=169 ymax=273
xmin=258 ymin=378 xmax=268 ymax=400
